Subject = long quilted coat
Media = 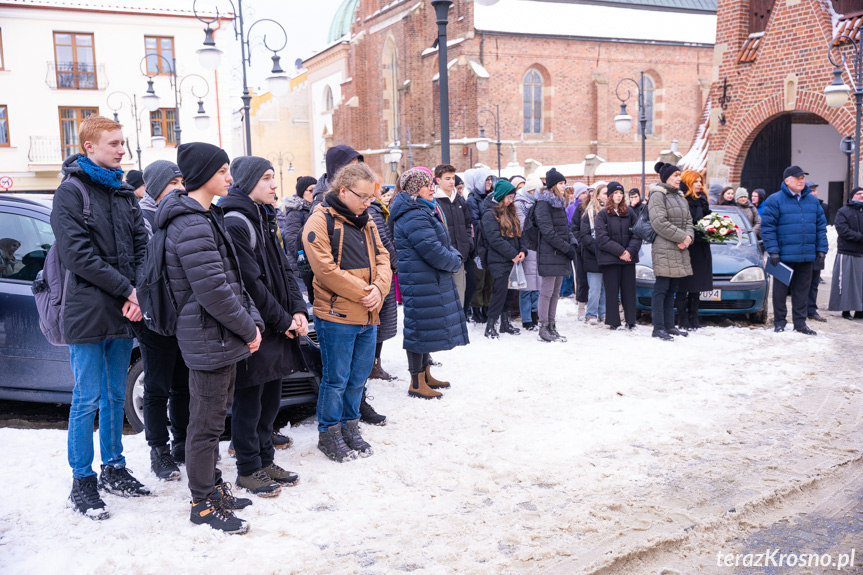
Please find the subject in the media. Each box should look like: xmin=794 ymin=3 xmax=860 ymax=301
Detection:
xmin=156 ymin=190 xmax=263 ymax=371
xmin=390 ymin=192 xmax=469 ymax=354
xmin=761 ymin=182 xmax=828 ymax=262
xmin=649 ymin=183 xmax=694 ymax=278
xmin=367 ymin=199 xmax=398 ymax=343
xmin=514 ymin=189 xmax=539 ymax=291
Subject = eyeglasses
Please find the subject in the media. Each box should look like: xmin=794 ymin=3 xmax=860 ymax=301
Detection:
xmin=346 ymin=187 xmax=375 ymax=204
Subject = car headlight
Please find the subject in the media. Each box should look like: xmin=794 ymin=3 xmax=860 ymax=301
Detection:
xmin=635 ymin=264 xmax=655 ymax=281
xmin=730 ymin=266 xmax=765 ymax=283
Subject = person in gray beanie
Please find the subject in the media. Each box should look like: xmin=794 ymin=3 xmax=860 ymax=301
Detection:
xmin=139 ymin=160 xmax=184 ymax=236
xmin=230 ymin=156 xmax=274 ymax=195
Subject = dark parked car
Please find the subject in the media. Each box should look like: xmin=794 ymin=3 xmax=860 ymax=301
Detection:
xmin=634 ymin=205 xmax=770 ymax=323
xmin=0 ymin=194 xmax=321 ymax=431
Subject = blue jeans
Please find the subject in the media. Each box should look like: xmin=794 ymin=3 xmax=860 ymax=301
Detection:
xmin=67 ymin=339 xmax=134 ymax=478
xmin=519 ymin=290 xmax=539 ymax=320
xmin=315 ymin=318 xmax=377 ymax=433
xmin=586 ymin=272 xmax=606 ymax=319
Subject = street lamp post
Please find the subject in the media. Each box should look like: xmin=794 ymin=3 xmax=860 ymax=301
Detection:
xmin=824 ymin=34 xmax=863 ymax=194
xmin=107 ymin=91 xmax=146 ymax=170
xmin=613 ymin=72 xmax=647 ymax=197
xmin=138 ymin=53 xmax=210 ymax=146
xmin=193 ymin=0 xmax=290 ymax=156
xmin=267 ymin=151 xmax=295 ymax=193
xmin=431 ymin=0 xmax=452 ymax=164
xmin=476 ymin=105 xmax=502 ymax=177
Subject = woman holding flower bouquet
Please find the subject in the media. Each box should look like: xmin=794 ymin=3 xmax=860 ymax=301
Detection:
xmin=674 ymin=170 xmax=713 ymax=330
xmin=649 ymin=162 xmax=694 ymax=341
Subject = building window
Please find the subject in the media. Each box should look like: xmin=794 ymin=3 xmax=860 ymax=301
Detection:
xmin=145 ymin=36 xmax=174 ymax=76
xmin=640 ymin=75 xmax=655 ymax=136
xmin=523 ymin=68 xmax=543 ymax=134
xmin=150 ymin=108 xmax=177 ymax=146
xmin=0 ymin=106 xmax=8 ymax=146
xmin=0 ymin=28 xmax=5 ymax=70
xmin=53 ymin=32 xmax=97 ymax=90
xmin=324 ymin=86 xmax=334 ymax=112
xmin=59 ymin=107 xmax=98 ymax=160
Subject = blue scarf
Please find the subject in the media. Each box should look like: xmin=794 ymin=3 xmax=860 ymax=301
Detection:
xmin=418 ymin=197 xmax=447 ymax=228
xmin=78 ymin=156 xmax=125 ymax=190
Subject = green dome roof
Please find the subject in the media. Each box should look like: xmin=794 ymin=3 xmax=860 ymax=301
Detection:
xmin=328 ymin=0 xmax=359 ymax=43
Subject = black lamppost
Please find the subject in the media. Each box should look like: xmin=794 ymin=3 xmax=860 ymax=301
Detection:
xmin=193 ymin=0 xmax=290 ymax=155
xmin=613 ymin=72 xmax=648 ymax=197
xmin=824 ymin=34 xmax=863 ymax=194
xmin=267 ymin=151 xmax=295 ymax=193
xmin=138 ymin=54 xmax=210 ymax=146
xmin=476 ymin=105 xmax=501 ymax=177
xmin=431 ymin=0 xmax=452 ymax=164
xmin=107 ymin=91 xmax=146 ymax=170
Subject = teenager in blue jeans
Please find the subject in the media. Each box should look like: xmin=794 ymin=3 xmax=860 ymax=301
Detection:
xmin=50 ymin=115 xmax=151 ymax=520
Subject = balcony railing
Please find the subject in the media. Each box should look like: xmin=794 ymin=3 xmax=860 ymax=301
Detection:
xmin=45 ymin=62 xmax=107 ymax=90
xmin=28 ymin=136 xmax=63 ymax=163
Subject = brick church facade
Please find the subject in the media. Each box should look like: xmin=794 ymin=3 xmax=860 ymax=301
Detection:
xmin=327 ymin=0 xmax=716 ymax=186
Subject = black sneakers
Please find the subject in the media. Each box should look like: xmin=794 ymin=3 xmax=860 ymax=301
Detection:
xmin=236 ymin=469 xmax=281 ymax=497
xmin=69 ymin=475 xmax=109 ymax=520
xmin=318 ymin=424 xmax=359 ymax=462
xmin=190 ymin=498 xmax=249 ymax=535
xmin=262 ymin=463 xmax=299 ymax=486
xmin=342 ymin=419 xmax=373 ymax=457
xmin=359 ymin=387 xmax=387 ymax=426
xmin=98 ymin=465 xmax=151 ymax=497
xmin=150 ymin=446 xmax=180 ymax=481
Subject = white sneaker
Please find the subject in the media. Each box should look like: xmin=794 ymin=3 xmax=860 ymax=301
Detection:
xmin=586 ymin=317 xmax=598 ymax=326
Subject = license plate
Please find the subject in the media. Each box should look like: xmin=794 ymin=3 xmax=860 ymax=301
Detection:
xmin=700 ymin=289 xmax=721 ymax=301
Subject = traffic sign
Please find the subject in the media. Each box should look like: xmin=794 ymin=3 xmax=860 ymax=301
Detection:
xmin=0 ymin=176 xmax=12 ymax=190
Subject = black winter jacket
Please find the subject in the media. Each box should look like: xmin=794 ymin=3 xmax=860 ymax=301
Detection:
xmin=220 ymin=189 xmax=306 ymax=388
xmin=534 ymin=190 xmax=573 ymax=277
xmin=277 ymin=195 xmax=311 ymax=274
xmin=835 ymin=202 xmax=863 ymax=256
xmin=578 ymin=209 xmax=601 ymax=274
xmin=156 ymin=190 xmax=262 ymax=371
xmin=481 ymin=194 xmax=525 ymax=279
xmin=50 ymin=154 xmax=148 ymax=344
xmin=435 ymin=190 xmax=473 ymax=261
xmin=367 ymin=199 xmax=398 ymax=342
xmin=594 ymin=208 xmax=641 ymax=267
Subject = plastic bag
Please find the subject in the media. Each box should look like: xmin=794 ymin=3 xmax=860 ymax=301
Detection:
xmin=508 ymin=261 xmax=527 ymax=289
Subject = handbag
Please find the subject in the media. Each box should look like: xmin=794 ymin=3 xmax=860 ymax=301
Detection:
xmin=508 ymin=261 xmax=528 ymax=289
xmin=630 ymin=193 xmax=666 ymax=243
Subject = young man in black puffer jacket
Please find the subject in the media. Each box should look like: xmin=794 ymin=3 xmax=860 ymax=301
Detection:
xmin=156 ymin=142 xmax=263 ymax=535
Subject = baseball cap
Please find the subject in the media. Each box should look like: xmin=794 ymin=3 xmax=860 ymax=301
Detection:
xmin=783 ymin=165 xmax=808 ymax=179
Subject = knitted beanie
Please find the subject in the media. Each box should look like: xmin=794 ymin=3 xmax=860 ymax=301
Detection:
xmin=654 ymin=161 xmax=681 ymax=184
xmin=177 ymin=142 xmax=230 ymax=192
xmin=143 ymin=160 xmax=182 ymax=200
xmin=493 ymin=178 xmax=516 ymax=202
xmin=230 ymin=156 xmax=274 ymax=195
xmin=295 ymin=176 xmax=317 ymax=196
xmin=545 ymin=167 xmax=566 ymax=189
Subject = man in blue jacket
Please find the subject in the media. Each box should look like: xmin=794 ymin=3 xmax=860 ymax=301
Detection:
xmin=761 ymin=165 xmax=828 ymax=335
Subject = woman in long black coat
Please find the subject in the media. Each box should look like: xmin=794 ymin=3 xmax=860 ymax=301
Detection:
xmin=675 ymin=170 xmax=713 ymax=330
xmin=595 ymin=182 xmax=642 ymax=329
xmin=366 ymin=194 xmax=398 ymax=384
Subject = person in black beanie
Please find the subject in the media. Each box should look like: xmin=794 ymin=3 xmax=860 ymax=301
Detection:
xmin=277 ymin=175 xmax=317 ymax=277
xmin=126 ymin=169 xmax=145 ymax=199
xmin=455 ymin=174 xmax=465 ymax=197
xmin=221 ymin=156 xmax=309 ymax=498
xmin=156 ymin=141 xmax=264 ymax=534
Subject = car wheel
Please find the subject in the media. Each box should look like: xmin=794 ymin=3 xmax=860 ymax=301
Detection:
xmin=749 ymin=307 xmax=768 ymax=324
xmin=124 ymin=357 xmax=145 ymax=433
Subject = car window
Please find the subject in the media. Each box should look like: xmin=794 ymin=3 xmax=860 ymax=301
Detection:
xmin=0 ymin=212 xmax=54 ymax=282
xmin=713 ymin=209 xmax=753 ymax=246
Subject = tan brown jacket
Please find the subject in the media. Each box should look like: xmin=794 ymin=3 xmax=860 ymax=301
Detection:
xmin=302 ymin=204 xmax=392 ymax=325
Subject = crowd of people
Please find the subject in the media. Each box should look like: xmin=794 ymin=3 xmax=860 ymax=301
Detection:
xmin=44 ymin=115 xmax=863 ymax=536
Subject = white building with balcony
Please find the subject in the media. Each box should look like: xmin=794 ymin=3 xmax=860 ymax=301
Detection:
xmin=0 ymin=0 xmax=240 ymax=192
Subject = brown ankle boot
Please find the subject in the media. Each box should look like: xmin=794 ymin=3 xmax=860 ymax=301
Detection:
xmin=424 ymin=365 xmax=450 ymax=389
xmin=408 ymin=372 xmax=442 ymax=399
xmin=368 ymin=357 xmax=397 ymax=381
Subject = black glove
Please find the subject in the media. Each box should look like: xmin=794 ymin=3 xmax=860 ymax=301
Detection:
xmin=567 ymin=246 xmax=577 ymax=261
xmin=768 ymin=254 xmax=781 ymax=267
xmin=815 ymin=252 xmax=826 ymax=268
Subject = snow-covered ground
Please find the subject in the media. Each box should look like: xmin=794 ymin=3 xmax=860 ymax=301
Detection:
xmin=1 ymin=292 xmax=860 ymax=574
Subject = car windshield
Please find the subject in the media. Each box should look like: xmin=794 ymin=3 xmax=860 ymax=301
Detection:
xmin=710 ymin=208 xmax=754 ymax=246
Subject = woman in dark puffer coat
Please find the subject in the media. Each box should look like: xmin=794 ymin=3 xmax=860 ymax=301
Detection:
xmin=366 ymin=189 xmax=399 ymax=387
xmin=390 ymin=168 xmax=469 ymax=399
xmin=277 ymin=176 xmax=316 ymax=275
xmin=534 ymin=167 xmax=576 ymax=342
xmin=595 ymin=181 xmax=642 ymax=330
xmin=674 ymin=170 xmax=713 ymax=330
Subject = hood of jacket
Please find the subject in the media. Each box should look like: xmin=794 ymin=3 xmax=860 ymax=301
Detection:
xmin=535 ymin=189 xmax=566 ymax=209
xmin=219 ymin=187 xmax=268 ymax=223
xmin=155 ymin=188 xmax=211 ymax=229
xmin=651 ymin=182 xmax=682 ymax=196
xmin=467 ymin=167 xmax=495 ymax=197
xmin=283 ymin=193 xmax=311 ymax=213
xmin=61 ymin=153 xmax=135 ymax=194
xmin=514 ymin=188 xmax=536 ymax=208
xmin=325 ymin=144 xmax=362 ymax=176
xmin=138 ymin=192 xmax=158 ymax=214
xmin=434 ymin=186 xmax=458 ymax=203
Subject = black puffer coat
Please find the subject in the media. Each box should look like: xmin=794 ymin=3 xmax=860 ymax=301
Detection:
xmin=277 ymin=194 xmax=311 ymax=274
xmin=481 ymin=194 xmax=524 ymax=279
xmin=534 ymin=190 xmax=573 ymax=277
xmin=50 ymin=154 xmax=148 ymax=344
xmin=595 ymin=208 xmax=641 ymax=267
xmin=220 ymin=189 xmax=306 ymax=387
xmin=435 ymin=189 xmax=473 ymax=260
xmin=578 ymin=208 xmax=601 ymax=274
xmin=835 ymin=202 xmax=863 ymax=256
xmin=367 ymin=199 xmax=398 ymax=343
xmin=678 ymin=192 xmax=713 ymax=293
xmin=156 ymin=190 xmax=262 ymax=371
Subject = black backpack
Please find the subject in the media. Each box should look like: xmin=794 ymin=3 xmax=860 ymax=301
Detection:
xmin=630 ymin=193 xmax=666 ymax=243
xmin=138 ymin=226 xmax=191 ymax=336
xmin=522 ymin=202 xmax=539 ymax=251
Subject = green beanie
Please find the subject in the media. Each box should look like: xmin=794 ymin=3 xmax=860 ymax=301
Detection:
xmin=493 ymin=179 xmax=516 ymax=202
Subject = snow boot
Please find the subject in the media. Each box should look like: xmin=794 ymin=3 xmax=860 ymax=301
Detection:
xmin=262 ymin=463 xmax=299 ymax=486
xmin=151 ymin=445 xmax=181 ymax=481
xmin=499 ymin=313 xmax=521 ymax=335
xmin=190 ymin=498 xmax=249 ymax=535
xmin=216 ymin=480 xmax=252 ymax=509
xmin=368 ymin=357 xmax=398 ymax=381
xmin=577 ymin=301 xmax=586 ymax=320
xmin=318 ymin=424 xmax=359 ymax=462
xmin=68 ymin=475 xmax=109 ymax=520
xmin=342 ymin=419 xmax=373 ymax=457
xmin=272 ymin=432 xmax=293 ymax=449
xmin=98 ymin=464 xmax=151 ymax=497
xmin=171 ymin=441 xmax=186 ymax=465
xmin=408 ymin=372 xmax=443 ymax=399
xmin=532 ymin=310 xmax=539 ymax=324
xmin=359 ymin=387 xmax=387 ymax=426
xmin=549 ymin=320 xmax=567 ymax=342
xmin=538 ymin=322 xmax=558 ymax=343
xmin=484 ymin=317 xmax=499 ymax=339
xmin=236 ymin=469 xmax=281 ymax=498
xmin=471 ymin=307 xmax=484 ymax=324
xmin=424 ymin=365 xmax=450 ymax=389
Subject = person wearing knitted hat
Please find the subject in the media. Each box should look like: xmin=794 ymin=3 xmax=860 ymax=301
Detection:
xmin=126 ymin=169 xmax=146 ymax=199
xmin=139 ymin=160 xmax=183 ymax=236
xmin=455 ymin=174 xmax=465 ymax=196
xmin=509 ymin=174 xmax=526 ymax=191
xmin=674 ymin=170 xmax=713 ymax=331
xmin=277 ymin=175 xmax=317 ymax=278
xmin=734 ymin=186 xmax=761 ymax=239
xmin=157 ymin=141 xmax=265 ymax=534
xmin=514 ymin=175 xmax=542 ymax=330
xmin=480 ymin=178 xmax=526 ymax=338
xmin=390 ymin=167 xmax=469 ymax=397
xmin=647 ymin=161 xmax=693 ymax=341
